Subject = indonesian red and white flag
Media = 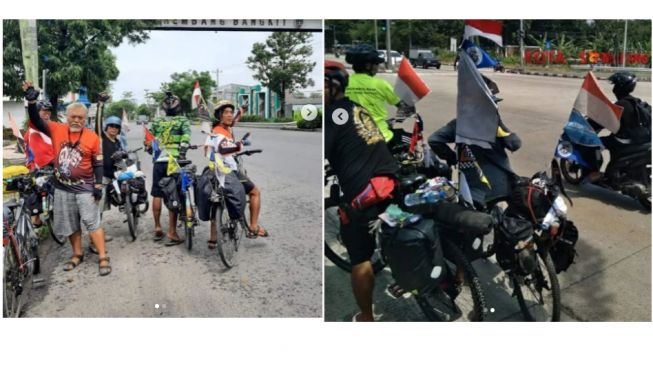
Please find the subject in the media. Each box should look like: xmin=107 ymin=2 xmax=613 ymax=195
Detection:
xmin=191 ymin=81 xmax=202 ymax=110
xmin=121 ymin=108 xmax=130 ymax=131
xmin=573 ymin=72 xmax=623 ymax=133
xmin=7 ymin=111 xmax=23 ymax=140
xmin=464 ymin=20 xmax=503 ymax=47
xmin=394 ymin=58 xmax=431 ymax=106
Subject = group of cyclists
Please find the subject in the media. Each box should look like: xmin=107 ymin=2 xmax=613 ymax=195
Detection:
xmin=12 ymin=81 xmax=269 ymax=278
xmin=325 ymin=44 xmax=650 ymax=321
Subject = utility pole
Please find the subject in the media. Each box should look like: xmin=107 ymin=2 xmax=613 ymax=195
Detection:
xmin=215 ymin=68 xmax=223 ymax=99
xmin=374 ymin=20 xmax=378 ymax=49
xmin=519 ymin=19 xmax=525 ymax=70
xmin=42 ymin=69 xmax=48 ymax=101
xmin=408 ymin=20 xmax=412 ymax=50
xmin=385 ymin=19 xmax=392 ymax=69
xmin=622 ymin=20 xmax=628 ymax=68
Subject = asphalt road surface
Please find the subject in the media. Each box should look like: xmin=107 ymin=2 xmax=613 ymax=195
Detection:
xmin=325 ymin=68 xmax=652 ymax=321
xmin=24 ymin=124 xmax=322 ymax=317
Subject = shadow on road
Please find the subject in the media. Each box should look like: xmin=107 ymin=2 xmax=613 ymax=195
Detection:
xmin=565 ymin=183 xmax=650 ymax=215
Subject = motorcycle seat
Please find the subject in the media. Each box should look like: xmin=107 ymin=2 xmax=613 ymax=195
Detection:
xmin=613 ymin=142 xmax=651 ymax=159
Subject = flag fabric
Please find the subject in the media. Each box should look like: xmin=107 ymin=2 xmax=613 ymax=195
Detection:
xmin=461 ymin=39 xmax=499 ymax=68
xmin=458 ymin=144 xmax=491 ymax=189
xmin=455 ymin=51 xmax=499 ymax=148
xmin=409 ymin=114 xmax=424 ymax=153
xmin=7 ymin=112 xmax=23 ymax=140
xmin=24 ymin=127 xmax=54 ymax=168
xmin=394 ymin=57 xmax=431 ymax=106
xmin=167 ymin=155 xmax=181 ymax=175
xmin=464 ymin=20 xmax=503 ymax=46
xmin=144 ymin=126 xmax=161 ymax=162
xmin=572 ymin=72 xmax=623 ymax=134
xmin=191 ymin=81 xmax=202 ymax=110
xmin=121 ymin=109 xmax=130 ymax=130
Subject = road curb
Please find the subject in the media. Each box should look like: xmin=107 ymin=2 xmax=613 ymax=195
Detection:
xmin=280 ymin=127 xmax=321 ymax=132
xmin=506 ymin=68 xmax=652 ymax=81
xmin=238 ymin=122 xmax=297 ymax=129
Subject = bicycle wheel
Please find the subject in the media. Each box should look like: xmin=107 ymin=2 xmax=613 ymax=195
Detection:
xmin=125 ymin=199 xmax=137 ymax=241
xmin=217 ymin=204 xmax=237 ymax=268
xmin=512 ymin=250 xmax=561 ymax=322
xmin=423 ymin=238 xmax=487 ymax=322
xmin=324 ymin=201 xmax=385 ymax=274
xmin=3 ymin=242 xmax=30 ymax=318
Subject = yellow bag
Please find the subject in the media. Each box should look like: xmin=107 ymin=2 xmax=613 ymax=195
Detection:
xmin=3 ymin=165 xmax=30 ymax=193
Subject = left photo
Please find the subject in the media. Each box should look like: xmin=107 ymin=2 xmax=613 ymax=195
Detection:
xmin=2 ymin=19 xmax=324 ymax=317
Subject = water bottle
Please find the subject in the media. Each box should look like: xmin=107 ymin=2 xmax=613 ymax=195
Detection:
xmin=404 ymin=192 xmax=424 ymax=206
xmin=404 ymin=190 xmax=446 ymax=207
xmin=423 ymin=190 xmax=447 ymax=203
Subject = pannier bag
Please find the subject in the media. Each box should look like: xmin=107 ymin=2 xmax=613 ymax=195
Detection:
xmin=377 ymin=218 xmax=445 ymax=292
xmin=158 ymin=176 xmax=181 ymax=212
xmin=550 ymin=220 xmax=579 ymax=273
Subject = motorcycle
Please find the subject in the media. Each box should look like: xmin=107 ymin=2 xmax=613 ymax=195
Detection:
xmin=555 ymin=117 xmax=651 ymax=210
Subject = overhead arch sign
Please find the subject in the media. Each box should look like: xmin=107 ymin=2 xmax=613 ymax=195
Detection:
xmin=155 ymin=19 xmax=322 ymax=32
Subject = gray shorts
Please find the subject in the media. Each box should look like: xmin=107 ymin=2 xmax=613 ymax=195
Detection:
xmin=53 ymin=188 xmax=101 ymax=237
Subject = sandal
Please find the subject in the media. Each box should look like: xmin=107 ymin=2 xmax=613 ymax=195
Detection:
xmin=99 ymin=256 xmax=112 ymax=276
xmin=152 ymin=230 xmax=165 ymax=242
xmin=386 ymin=283 xmax=408 ymax=299
xmin=247 ymin=225 xmax=270 ymax=238
xmin=164 ymin=236 xmax=184 ymax=247
xmin=207 ymin=240 xmax=217 ymax=250
xmin=63 ymin=254 xmax=84 ymax=271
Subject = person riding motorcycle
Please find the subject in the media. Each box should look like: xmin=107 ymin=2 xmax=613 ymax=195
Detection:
xmin=344 ymin=44 xmax=415 ymax=145
xmin=586 ymin=72 xmax=651 ymax=183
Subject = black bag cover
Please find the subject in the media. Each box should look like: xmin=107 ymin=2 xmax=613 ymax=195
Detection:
xmin=508 ymin=176 xmax=553 ymax=222
xmin=223 ymin=171 xmax=246 ymax=220
xmin=158 ymin=176 xmax=181 ymax=212
xmin=195 ymin=168 xmax=217 ymax=221
xmin=128 ymin=177 xmax=148 ymax=204
xmin=378 ymin=218 xmax=445 ymax=292
xmin=494 ymin=215 xmax=534 ymax=271
xmin=107 ymin=183 xmax=122 ymax=207
xmin=24 ymin=190 xmax=43 ymax=215
xmin=550 ymin=220 xmax=579 ymax=273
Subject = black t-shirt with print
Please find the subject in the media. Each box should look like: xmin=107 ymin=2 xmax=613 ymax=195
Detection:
xmin=325 ymin=97 xmax=398 ymax=201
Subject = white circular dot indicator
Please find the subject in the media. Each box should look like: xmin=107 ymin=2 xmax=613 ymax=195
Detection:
xmin=490 ymin=307 xmax=495 ymax=313
xmin=155 ymin=304 xmax=160 ymax=309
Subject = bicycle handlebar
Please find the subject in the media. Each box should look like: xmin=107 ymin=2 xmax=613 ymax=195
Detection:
xmin=236 ymin=149 xmax=262 ymax=157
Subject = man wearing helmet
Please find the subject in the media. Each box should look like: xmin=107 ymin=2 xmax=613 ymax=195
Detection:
xmin=145 ymin=92 xmax=191 ymax=244
xmin=204 ymin=100 xmax=268 ymax=245
xmin=325 ymin=60 xmax=398 ymax=321
xmin=344 ymin=44 xmax=415 ymax=144
xmin=587 ymin=72 xmax=651 ymax=182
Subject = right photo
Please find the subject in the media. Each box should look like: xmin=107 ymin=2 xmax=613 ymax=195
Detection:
xmin=324 ymin=19 xmax=651 ymax=321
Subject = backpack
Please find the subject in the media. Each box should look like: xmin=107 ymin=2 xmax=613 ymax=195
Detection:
xmin=507 ymin=175 xmax=555 ymax=223
xmin=377 ymin=218 xmax=446 ymax=293
xmin=128 ymin=177 xmax=148 ymax=205
xmin=629 ymin=98 xmax=652 ymax=143
xmin=494 ymin=215 xmax=534 ymax=271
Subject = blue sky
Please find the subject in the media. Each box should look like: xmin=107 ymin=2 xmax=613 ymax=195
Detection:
xmin=110 ymin=29 xmax=324 ymax=104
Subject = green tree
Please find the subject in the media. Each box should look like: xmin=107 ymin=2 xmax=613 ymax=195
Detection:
xmin=136 ymin=103 xmax=153 ymax=118
xmin=104 ymin=98 xmax=137 ymax=120
xmin=159 ymin=70 xmax=216 ymax=114
xmin=246 ymin=32 xmax=316 ymax=117
xmin=3 ymin=19 xmax=156 ymax=120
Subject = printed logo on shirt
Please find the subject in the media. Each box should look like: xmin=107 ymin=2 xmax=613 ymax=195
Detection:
xmin=353 ymin=105 xmax=384 ymax=145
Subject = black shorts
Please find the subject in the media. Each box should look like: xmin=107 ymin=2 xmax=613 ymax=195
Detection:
xmin=236 ymin=170 xmax=255 ymax=194
xmin=151 ymin=162 xmax=169 ymax=198
xmin=340 ymin=203 xmax=387 ymax=266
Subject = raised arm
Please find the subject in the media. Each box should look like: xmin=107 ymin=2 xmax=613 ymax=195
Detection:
xmin=22 ymin=81 xmax=51 ymax=136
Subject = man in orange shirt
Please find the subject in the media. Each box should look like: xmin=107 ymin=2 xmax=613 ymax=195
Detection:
xmin=23 ymin=81 xmax=111 ymax=276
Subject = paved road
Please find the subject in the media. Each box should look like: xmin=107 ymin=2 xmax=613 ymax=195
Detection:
xmin=325 ymin=69 xmax=652 ymax=321
xmin=24 ymin=124 xmax=322 ymax=317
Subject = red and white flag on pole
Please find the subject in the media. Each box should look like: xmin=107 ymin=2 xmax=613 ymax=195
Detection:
xmin=573 ymin=71 xmax=623 ymax=133
xmin=191 ymin=81 xmax=202 ymax=110
xmin=464 ymin=20 xmax=503 ymax=46
xmin=7 ymin=112 xmax=24 ymax=140
xmin=394 ymin=58 xmax=431 ymax=106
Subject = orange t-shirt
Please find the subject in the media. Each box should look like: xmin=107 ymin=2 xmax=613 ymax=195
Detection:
xmin=212 ymin=125 xmax=233 ymax=139
xmin=45 ymin=122 xmax=102 ymax=193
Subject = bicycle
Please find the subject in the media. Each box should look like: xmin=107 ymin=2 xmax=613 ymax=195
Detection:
xmin=108 ymin=147 xmax=149 ymax=241
xmin=324 ymin=164 xmax=491 ymax=321
xmin=172 ymin=145 xmax=199 ymax=251
xmin=30 ymin=166 xmax=67 ymax=245
xmin=3 ymin=173 xmax=42 ymax=317
xmin=213 ymin=148 xmax=263 ymax=268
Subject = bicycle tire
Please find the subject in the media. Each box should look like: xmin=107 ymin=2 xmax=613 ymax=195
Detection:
xmin=513 ymin=250 xmax=561 ymax=322
xmin=46 ymin=212 xmax=65 ymax=245
xmin=3 ymin=240 xmax=31 ymax=318
xmin=435 ymin=238 xmax=487 ymax=321
xmin=125 ymin=199 xmax=137 ymax=241
xmin=217 ymin=204 xmax=237 ymax=268
xmin=324 ymin=202 xmax=385 ymax=274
